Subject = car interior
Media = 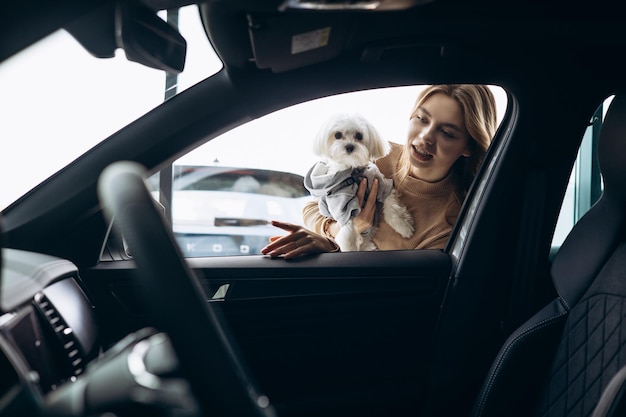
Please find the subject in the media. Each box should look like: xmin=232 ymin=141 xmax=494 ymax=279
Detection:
xmin=2 ymin=1 xmax=626 ymax=417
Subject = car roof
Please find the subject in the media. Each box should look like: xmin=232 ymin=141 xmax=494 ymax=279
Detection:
xmin=201 ymin=0 xmax=623 ymax=76
xmin=6 ymin=1 xmax=625 ymax=77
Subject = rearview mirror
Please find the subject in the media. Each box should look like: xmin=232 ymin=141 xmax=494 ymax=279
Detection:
xmin=116 ymin=2 xmax=187 ymax=73
xmin=65 ymin=1 xmax=186 ymax=73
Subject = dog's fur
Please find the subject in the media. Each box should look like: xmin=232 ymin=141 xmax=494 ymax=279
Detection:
xmin=304 ymin=113 xmax=414 ymax=251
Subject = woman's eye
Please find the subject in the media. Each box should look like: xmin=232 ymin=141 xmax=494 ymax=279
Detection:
xmin=334 ymin=132 xmax=342 ymax=139
xmin=441 ymin=130 xmax=455 ymax=138
xmin=355 ymin=132 xmax=363 ymax=141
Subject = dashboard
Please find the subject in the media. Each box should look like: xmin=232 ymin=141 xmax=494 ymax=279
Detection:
xmin=0 ymin=248 xmax=191 ymax=417
xmin=0 ymin=249 xmax=99 ymax=397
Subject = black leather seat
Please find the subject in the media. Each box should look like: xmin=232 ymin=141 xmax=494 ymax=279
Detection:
xmin=471 ymin=93 xmax=626 ymax=417
xmin=592 ymin=364 xmax=626 ymax=417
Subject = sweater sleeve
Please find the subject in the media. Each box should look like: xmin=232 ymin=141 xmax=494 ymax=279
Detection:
xmin=302 ymin=199 xmax=335 ymax=237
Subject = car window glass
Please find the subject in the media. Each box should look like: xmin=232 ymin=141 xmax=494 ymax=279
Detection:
xmin=0 ymin=5 xmax=221 ymax=211
xmin=551 ymin=95 xmax=613 ymax=250
xmin=155 ymin=85 xmax=508 ymax=257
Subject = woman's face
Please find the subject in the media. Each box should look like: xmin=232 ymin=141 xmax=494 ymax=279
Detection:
xmin=406 ymin=93 xmax=472 ymax=182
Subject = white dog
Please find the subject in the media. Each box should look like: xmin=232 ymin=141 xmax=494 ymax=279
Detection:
xmin=304 ymin=113 xmax=415 ymax=251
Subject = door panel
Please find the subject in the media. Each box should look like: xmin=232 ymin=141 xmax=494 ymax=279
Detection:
xmin=82 ymin=249 xmax=451 ymax=417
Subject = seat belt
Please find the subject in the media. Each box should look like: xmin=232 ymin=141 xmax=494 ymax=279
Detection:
xmin=502 ymin=108 xmax=604 ymax=334
xmin=501 ymin=165 xmax=547 ymax=335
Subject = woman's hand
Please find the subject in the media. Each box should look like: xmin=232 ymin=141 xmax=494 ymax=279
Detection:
xmin=261 ymin=220 xmax=339 ymax=259
xmin=352 ymin=178 xmax=378 ymax=234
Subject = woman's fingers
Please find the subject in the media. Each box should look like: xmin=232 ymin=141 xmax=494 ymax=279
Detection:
xmin=262 ymin=221 xmax=306 ymax=256
xmin=262 ymin=235 xmax=311 ymax=259
xmin=269 ymin=220 xmax=301 ymax=233
xmin=261 ymin=221 xmax=337 ymax=259
xmin=356 ymin=178 xmax=367 ymax=206
xmin=353 ymin=178 xmax=377 ymax=234
xmin=364 ymin=178 xmax=378 ymax=209
xmin=281 ymin=237 xmax=313 ymax=259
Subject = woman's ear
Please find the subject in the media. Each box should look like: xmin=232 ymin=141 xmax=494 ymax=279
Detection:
xmin=462 ymin=140 xmax=475 ymax=158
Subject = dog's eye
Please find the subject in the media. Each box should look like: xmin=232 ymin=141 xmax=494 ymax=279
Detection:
xmin=334 ymin=132 xmax=342 ymax=139
xmin=355 ymin=132 xmax=363 ymax=141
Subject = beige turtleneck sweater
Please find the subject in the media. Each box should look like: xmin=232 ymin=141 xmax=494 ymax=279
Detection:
xmin=302 ymin=142 xmax=464 ymax=250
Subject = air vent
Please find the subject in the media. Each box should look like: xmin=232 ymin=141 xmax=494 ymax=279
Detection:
xmin=34 ymin=293 xmax=84 ymax=378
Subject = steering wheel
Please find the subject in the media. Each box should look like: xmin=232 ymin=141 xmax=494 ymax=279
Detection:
xmin=98 ymin=161 xmax=276 ymax=417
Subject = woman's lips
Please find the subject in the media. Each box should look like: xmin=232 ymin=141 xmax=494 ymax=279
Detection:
xmin=412 ymin=145 xmax=433 ymax=161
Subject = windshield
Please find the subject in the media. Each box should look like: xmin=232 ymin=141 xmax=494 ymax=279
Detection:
xmin=0 ymin=5 xmax=222 ymax=211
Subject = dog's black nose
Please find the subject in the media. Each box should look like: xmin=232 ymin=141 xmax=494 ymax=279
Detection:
xmin=345 ymin=144 xmax=355 ymax=153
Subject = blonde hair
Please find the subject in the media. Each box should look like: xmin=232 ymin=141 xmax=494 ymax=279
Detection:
xmin=397 ymin=84 xmax=498 ymax=194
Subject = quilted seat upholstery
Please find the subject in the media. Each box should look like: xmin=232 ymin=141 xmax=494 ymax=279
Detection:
xmin=536 ymin=246 xmax=626 ymax=416
xmin=472 ymin=94 xmax=626 ymax=417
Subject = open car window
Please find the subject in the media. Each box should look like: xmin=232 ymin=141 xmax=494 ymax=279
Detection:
xmin=150 ymin=85 xmax=508 ymax=257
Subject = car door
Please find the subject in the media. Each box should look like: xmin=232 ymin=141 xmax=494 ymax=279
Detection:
xmin=84 ymin=237 xmax=451 ymax=417
xmin=80 ymin=85 xmax=509 ymax=417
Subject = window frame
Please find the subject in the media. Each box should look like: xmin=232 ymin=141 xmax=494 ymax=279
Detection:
xmin=551 ymin=99 xmax=607 ymax=251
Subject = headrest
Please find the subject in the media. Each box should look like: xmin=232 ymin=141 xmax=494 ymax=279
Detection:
xmin=551 ymin=94 xmax=626 ymax=307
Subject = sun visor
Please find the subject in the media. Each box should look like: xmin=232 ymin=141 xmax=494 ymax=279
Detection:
xmin=247 ymin=13 xmax=352 ymax=73
xmin=203 ymin=0 xmax=436 ymax=73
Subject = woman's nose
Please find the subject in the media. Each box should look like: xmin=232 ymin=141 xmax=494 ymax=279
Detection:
xmin=420 ymin=127 xmax=434 ymax=146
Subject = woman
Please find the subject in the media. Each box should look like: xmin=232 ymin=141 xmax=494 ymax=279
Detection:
xmin=261 ymin=84 xmax=498 ymax=259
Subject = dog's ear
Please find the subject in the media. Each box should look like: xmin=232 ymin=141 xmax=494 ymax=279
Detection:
xmin=362 ymin=117 xmax=390 ymax=159
xmin=312 ymin=115 xmax=337 ymax=158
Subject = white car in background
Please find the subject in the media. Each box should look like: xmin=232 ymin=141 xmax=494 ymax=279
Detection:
xmin=153 ymin=166 xmax=311 ymax=257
